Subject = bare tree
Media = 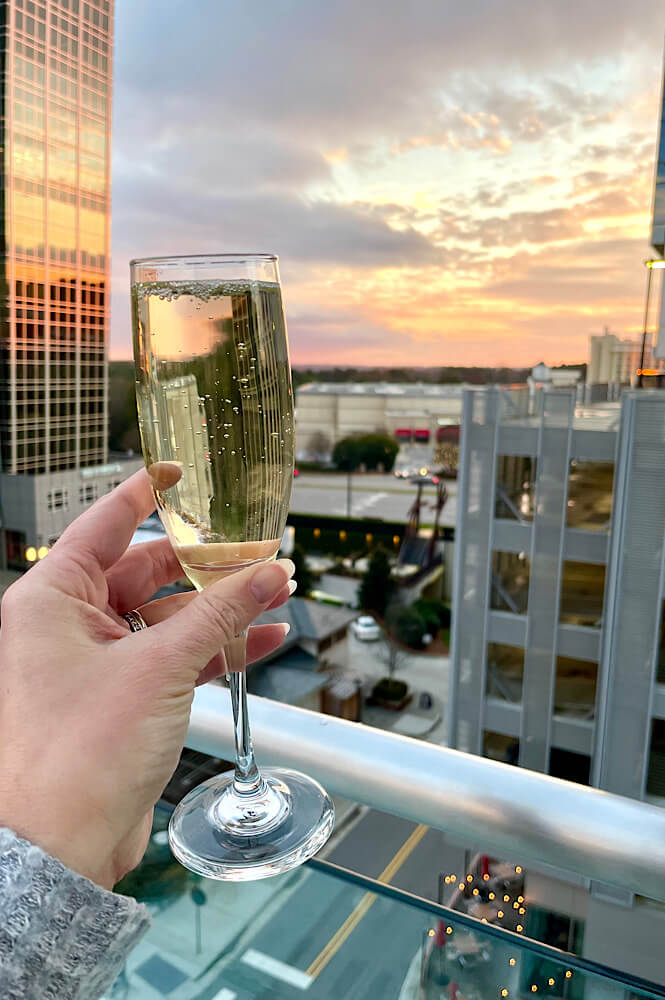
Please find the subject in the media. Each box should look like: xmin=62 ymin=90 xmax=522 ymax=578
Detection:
xmin=307 ymin=431 xmax=332 ymax=462
xmin=380 ymin=636 xmax=410 ymax=678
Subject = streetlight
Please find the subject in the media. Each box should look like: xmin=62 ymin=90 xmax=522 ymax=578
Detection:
xmin=639 ymin=259 xmax=665 ymax=387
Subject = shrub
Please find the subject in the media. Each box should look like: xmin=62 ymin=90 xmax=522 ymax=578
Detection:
xmin=372 ymin=678 xmax=408 ymax=702
xmin=391 ymin=605 xmax=428 ymax=649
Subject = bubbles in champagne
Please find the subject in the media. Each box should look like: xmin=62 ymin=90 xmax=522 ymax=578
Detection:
xmin=132 ymin=279 xmax=294 ymax=587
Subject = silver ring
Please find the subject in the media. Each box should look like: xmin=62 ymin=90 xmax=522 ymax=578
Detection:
xmin=123 ymin=610 xmax=148 ymax=633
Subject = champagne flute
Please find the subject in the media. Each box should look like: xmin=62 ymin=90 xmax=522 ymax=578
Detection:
xmin=131 ymin=253 xmax=334 ymax=880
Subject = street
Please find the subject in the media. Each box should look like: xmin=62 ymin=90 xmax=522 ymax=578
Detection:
xmin=184 ymin=809 xmax=464 ymax=1000
xmin=291 ymin=472 xmax=457 ymax=527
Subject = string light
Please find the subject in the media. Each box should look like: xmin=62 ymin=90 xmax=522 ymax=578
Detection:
xmin=548 ymin=979 xmax=555 ymax=987
xmin=25 ymin=546 xmax=37 ymax=562
xmin=516 ymin=924 xmax=523 ymax=932
xmin=509 ymin=958 xmax=516 ymax=966
xmin=444 ymin=876 xmax=450 ymax=884
xmin=489 ymin=892 xmax=495 ymax=900
xmin=519 ymin=907 xmax=526 ymax=915
xmin=472 ymin=888 xmax=479 ymax=896
xmin=467 ymin=874 xmax=473 ymax=882
xmin=481 ymin=917 xmax=488 ymax=923
xmin=37 ymin=546 xmax=49 ymax=559
xmin=515 ymin=866 xmax=522 ymax=874
xmin=513 ymin=902 xmax=519 ymax=910
xmin=428 ymin=929 xmax=435 ymax=937
xmin=450 ymin=875 xmax=456 ymax=881
xmin=497 ymin=910 xmax=504 ymax=918
xmin=565 ymin=971 xmax=572 ymax=979
xmin=501 ymin=991 xmax=509 ymax=997
xmin=483 ymin=873 xmax=490 ymax=881
xmin=504 ymin=894 xmax=510 ymax=902
xmin=459 ymin=883 xmax=465 ymax=891
xmin=531 ymin=986 xmax=538 ymax=993
xmin=446 ymin=926 xmax=453 ymax=935
xmin=517 ymin=896 xmax=524 ymax=903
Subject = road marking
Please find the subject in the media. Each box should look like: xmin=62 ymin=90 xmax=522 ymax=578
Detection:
xmin=241 ymin=948 xmax=312 ymax=990
xmin=306 ymin=823 xmax=428 ymax=979
xmin=211 ymin=989 xmax=237 ymax=1000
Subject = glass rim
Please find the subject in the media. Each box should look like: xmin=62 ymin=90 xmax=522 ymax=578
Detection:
xmin=130 ymin=252 xmax=278 ymax=268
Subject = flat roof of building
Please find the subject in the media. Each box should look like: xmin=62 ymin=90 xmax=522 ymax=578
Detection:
xmin=297 ymin=382 xmax=465 ymax=399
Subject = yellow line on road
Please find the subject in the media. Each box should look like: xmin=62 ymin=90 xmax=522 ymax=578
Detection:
xmin=306 ymin=824 xmax=428 ymax=979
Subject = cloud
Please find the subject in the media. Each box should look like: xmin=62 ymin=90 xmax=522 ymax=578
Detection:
xmin=110 ymin=0 xmax=665 ymax=366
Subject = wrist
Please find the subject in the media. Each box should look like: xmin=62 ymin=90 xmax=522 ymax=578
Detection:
xmin=0 ymin=784 xmax=116 ymax=888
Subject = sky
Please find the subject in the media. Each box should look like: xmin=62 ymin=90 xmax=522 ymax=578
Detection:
xmin=110 ymin=1 xmax=665 ymax=367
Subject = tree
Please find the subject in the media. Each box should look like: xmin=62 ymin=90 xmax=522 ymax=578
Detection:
xmin=359 ymin=546 xmax=396 ymax=617
xmin=291 ymin=544 xmax=314 ymax=597
xmin=390 ymin=604 xmax=428 ymax=649
xmin=380 ymin=628 xmax=410 ymax=678
xmin=332 ymin=433 xmax=399 ymax=472
xmin=307 ymin=431 xmax=332 ymax=463
xmin=332 ymin=436 xmax=362 ymax=471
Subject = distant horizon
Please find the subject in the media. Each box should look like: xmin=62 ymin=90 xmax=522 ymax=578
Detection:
xmin=109 ymin=356 xmax=587 ymax=372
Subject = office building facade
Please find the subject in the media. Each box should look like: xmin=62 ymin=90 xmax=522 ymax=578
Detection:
xmin=448 ymin=385 xmax=665 ymax=978
xmin=0 ymin=0 xmax=141 ymax=565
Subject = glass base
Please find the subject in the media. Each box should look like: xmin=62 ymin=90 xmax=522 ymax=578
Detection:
xmin=168 ymin=767 xmax=335 ymax=881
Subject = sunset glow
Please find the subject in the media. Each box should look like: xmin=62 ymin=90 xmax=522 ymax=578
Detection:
xmin=111 ymin=2 xmax=664 ymax=368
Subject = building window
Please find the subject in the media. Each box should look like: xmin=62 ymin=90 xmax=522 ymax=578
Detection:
xmin=483 ymin=730 xmax=519 ymax=765
xmin=486 ymin=643 xmax=524 ymax=702
xmin=79 ymin=483 xmax=97 ymax=505
xmin=566 ymin=460 xmax=614 ymax=532
xmin=491 ymin=551 xmax=530 ymax=615
xmin=549 ymin=747 xmax=591 ymax=785
xmin=495 ymin=455 xmax=536 ymax=523
xmin=646 ymin=719 xmax=665 ymax=798
xmin=559 ymin=561 xmax=605 ymax=628
xmin=47 ymin=488 xmax=68 ymax=510
xmin=554 ymin=656 xmax=597 ymax=718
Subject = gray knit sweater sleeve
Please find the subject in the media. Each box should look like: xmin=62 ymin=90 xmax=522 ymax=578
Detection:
xmin=0 ymin=827 xmax=151 ymax=999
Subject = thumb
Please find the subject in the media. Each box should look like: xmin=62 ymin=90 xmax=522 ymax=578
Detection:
xmin=127 ymin=558 xmax=295 ymax=677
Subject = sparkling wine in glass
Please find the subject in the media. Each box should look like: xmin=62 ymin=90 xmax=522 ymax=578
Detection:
xmin=131 ymin=253 xmax=334 ymax=880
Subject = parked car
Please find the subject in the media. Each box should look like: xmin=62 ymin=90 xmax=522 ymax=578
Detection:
xmin=352 ymin=615 xmax=382 ymax=641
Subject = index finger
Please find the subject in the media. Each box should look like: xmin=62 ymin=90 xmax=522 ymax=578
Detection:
xmin=51 ymin=468 xmax=157 ymax=574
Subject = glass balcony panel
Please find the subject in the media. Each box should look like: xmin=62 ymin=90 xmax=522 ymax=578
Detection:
xmin=107 ymin=807 xmax=665 ymax=1000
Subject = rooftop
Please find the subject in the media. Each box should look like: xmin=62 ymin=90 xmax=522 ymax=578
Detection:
xmin=297 ymin=381 xmax=465 ymax=398
xmin=257 ymin=595 xmax=358 ymax=642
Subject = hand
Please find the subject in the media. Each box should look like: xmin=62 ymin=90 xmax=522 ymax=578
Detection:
xmin=0 ymin=471 xmax=295 ymax=889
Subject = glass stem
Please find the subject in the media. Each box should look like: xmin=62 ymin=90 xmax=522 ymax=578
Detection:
xmin=225 ymin=629 xmax=262 ymax=795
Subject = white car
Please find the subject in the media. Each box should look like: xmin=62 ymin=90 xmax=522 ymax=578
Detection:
xmin=352 ymin=615 xmax=382 ymax=641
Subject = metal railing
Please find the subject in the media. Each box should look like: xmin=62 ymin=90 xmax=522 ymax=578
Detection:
xmin=187 ymin=684 xmax=665 ymax=902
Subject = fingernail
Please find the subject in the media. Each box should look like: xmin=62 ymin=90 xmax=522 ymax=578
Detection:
xmin=276 ymin=558 xmax=296 ymax=579
xmin=250 ymin=563 xmax=290 ymax=603
xmin=281 ymin=623 xmax=291 ymax=636
xmin=287 ymin=580 xmax=297 ymax=595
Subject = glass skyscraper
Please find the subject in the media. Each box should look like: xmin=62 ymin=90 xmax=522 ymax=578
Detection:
xmin=0 ymin=0 xmax=141 ymax=567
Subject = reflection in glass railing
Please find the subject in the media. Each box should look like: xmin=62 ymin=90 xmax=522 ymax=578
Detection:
xmin=105 ymin=808 xmax=665 ymax=1000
